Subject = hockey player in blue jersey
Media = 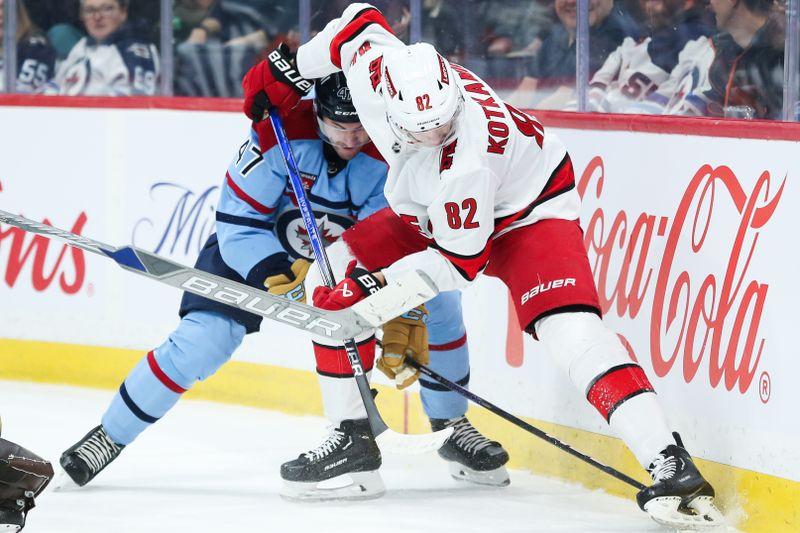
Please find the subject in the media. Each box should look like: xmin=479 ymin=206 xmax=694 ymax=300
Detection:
xmin=58 ymin=70 xmax=509 ymax=500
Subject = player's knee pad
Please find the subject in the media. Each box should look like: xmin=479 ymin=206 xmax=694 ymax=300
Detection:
xmin=535 ymin=311 xmax=654 ymax=422
xmin=157 ymin=311 xmax=246 ymax=385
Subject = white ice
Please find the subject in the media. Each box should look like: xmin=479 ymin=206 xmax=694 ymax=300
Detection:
xmin=1 ymin=380 xmax=670 ymax=533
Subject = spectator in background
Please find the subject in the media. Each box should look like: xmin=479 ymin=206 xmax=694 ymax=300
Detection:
xmin=479 ymin=0 xmax=553 ymax=59
xmin=507 ymin=0 xmax=642 ymax=109
xmin=420 ymin=0 xmax=466 ymax=60
xmin=48 ymin=0 xmax=160 ymax=96
xmin=579 ymin=0 xmax=714 ymax=113
xmin=0 ymin=0 xmax=57 ymax=93
xmin=646 ymin=0 xmax=783 ymax=118
xmin=174 ymin=0 xmax=298 ymax=97
xmin=701 ymin=0 xmax=783 ymax=118
xmin=20 ymin=0 xmax=82 ymax=60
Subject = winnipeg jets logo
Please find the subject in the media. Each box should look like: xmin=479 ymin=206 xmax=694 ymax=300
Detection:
xmin=276 ymin=211 xmax=354 ymax=260
xmin=294 ymin=218 xmax=338 ymax=255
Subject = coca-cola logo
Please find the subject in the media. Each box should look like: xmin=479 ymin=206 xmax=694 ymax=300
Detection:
xmin=0 ymin=181 xmax=87 ymax=294
xmin=132 ymin=182 xmax=218 ymax=258
xmin=577 ymin=156 xmax=784 ymax=394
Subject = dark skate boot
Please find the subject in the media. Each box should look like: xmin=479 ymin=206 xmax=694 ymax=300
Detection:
xmin=0 ymin=506 xmax=26 ymax=532
xmin=637 ymin=433 xmax=724 ymax=529
xmin=58 ymin=425 xmax=125 ymax=488
xmin=431 ymin=416 xmax=510 ymax=486
xmin=280 ymin=419 xmax=384 ymax=501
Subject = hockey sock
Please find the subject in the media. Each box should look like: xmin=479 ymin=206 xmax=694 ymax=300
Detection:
xmin=419 ymin=290 xmax=470 ymax=420
xmin=313 ymin=337 xmax=376 ymax=425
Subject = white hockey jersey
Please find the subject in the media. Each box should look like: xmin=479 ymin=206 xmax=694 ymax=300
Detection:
xmin=296 ymin=3 xmax=578 ymax=292
xmin=587 ymin=36 xmax=675 ymax=113
xmin=49 ymin=25 xmax=160 ymax=96
xmin=645 ymin=36 xmax=714 ymax=116
xmin=585 ymin=9 xmax=713 ymax=114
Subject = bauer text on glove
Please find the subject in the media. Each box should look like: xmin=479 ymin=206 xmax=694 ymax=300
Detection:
xmin=242 ymin=43 xmax=313 ymax=122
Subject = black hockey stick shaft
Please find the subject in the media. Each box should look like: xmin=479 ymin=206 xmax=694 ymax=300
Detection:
xmin=406 ymin=358 xmax=648 ymax=490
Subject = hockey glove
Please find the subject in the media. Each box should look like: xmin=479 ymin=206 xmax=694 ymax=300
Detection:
xmin=312 ymin=260 xmax=384 ymax=310
xmin=265 ymin=258 xmax=311 ymax=303
xmin=242 ymin=43 xmax=313 ymax=122
xmin=377 ymin=306 xmax=429 ymax=390
xmin=0 ymin=438 xmax=54 ymax=530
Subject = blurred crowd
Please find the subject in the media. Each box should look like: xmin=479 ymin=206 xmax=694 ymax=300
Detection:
xmin=0 ymin=0 xmax=794 ymax=120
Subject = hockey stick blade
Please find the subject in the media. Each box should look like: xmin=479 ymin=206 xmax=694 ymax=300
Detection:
xmin=375 ymin=425 xmax=453 ymax=455
xmin=351 ymin=270 xmax=438 ymax=327
xmin=0 ymin=209 xmax=428 ymax=340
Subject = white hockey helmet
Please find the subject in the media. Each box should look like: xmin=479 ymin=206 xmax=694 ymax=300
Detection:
xmin=381 ymin=43 xmax=462 ymax=148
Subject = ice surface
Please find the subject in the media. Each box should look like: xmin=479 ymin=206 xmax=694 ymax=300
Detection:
xmin=0 ymin=380 xmax=667 ymax=533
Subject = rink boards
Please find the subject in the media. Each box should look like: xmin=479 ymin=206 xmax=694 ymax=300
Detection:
xmin=0 ymin=98 xmax=798 ymax=532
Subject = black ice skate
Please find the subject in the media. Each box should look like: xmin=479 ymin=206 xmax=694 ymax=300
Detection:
xmin=0 ymin=505 xmax=27 ymax=532
xmin=57 ymin=425 xmax=125 ymax=489
xmin=280 ymin=419 xmax=384 ymax=502
xmin=431 ymin=416 xmax=510 ymax=487
xmin=637 ymin=434 xmax=724 ymax=529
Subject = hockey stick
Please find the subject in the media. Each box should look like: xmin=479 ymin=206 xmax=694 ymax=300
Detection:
xmin=405 ymin=358 xmax=647 ymax=491
xmin=0 ymin=209 xmax=435 ymax=342
xmin=267 ymin=107 xmax=453 ymax=455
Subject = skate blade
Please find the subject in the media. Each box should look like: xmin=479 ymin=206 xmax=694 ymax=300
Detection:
xmin=448 ymin=462 xmax=510 ymax=487
xmin=644 ymin=495 xmax=726 ymax=530
xmin=0 ymin=526 xmax=22 ymax=532
xmin=280 ymin=471 xmax=385 ymax=502
xmin=50 ymin=466 xmax=80 ymax=492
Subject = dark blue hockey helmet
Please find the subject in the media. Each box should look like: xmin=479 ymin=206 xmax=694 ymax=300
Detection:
xmin=314 ymin=72 xmax=360 ymax=124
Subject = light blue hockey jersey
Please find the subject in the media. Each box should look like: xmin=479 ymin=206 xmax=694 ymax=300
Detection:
xmin=215 ymin=100 xmax=389 ymax=282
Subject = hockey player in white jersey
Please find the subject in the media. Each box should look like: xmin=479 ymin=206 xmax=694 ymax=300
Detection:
xmin=242 ymin=3 xmax=721 ymax=528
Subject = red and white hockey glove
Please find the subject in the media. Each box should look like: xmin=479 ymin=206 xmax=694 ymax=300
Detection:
xmin=242 ymin=43 xmax=313 ymax=122
xmin=312 ymin=260 xmax=384 ymax=310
